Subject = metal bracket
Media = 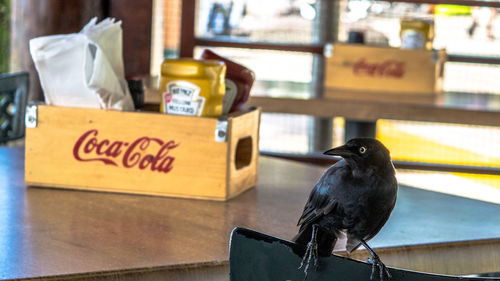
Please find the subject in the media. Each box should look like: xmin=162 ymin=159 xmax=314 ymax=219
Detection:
xmin=25 ymin=105 xmax=38 ymax=128
xmin=324 ymin=43 xmax=334 ymax=57
xmin=431 ymin=49 xmax=438 ymax=62
xmin=215 ymin=119 xmax=228 ymax=142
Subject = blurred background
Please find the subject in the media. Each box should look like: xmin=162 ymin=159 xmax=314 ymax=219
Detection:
xmin=150 ymin=0 xmax=500 ymax=203
xmin=1 ymin=0 xmax=500 ymax=203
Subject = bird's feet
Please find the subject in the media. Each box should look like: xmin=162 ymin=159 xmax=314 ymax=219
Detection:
xmin=299 ymin=224 xmax=320 ymax=278
xmin=367 ymin=256 xmax=392 ymax=281
xmin=299 ymin=238 xmax=319 ymax=273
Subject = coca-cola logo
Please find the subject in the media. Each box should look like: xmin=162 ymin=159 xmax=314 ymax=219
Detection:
xmin=73 ymin=129 xmax=180 ymax=173
xmin=352 ymin=59 xmax=405 ymax=78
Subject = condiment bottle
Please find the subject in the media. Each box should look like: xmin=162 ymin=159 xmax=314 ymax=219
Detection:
xmin=159 ymin=58 xmax=226 ymax=117
xmin=200 ymin=49 xmax=255 ymax=114
xmin=400 ymin=18 xmax=433 ymax=50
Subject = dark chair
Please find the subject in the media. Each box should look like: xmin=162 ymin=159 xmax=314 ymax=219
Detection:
xmin=229 ymin=227 xmax=498 ymax=281
xmin=0 ymin=72 xmax=29 ymax=145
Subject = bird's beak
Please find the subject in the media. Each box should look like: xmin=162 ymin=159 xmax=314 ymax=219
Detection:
xmin=323 ymin=145 xmax=354 ymax=157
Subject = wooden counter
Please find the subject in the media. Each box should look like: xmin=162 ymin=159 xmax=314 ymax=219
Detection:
xmin=246 ymin=93 xmax=500 ymax=127
xmin=1 ymin=147 xmax=499 ymax=280
xmin=145 ymin=88 xmax=500 ymax=127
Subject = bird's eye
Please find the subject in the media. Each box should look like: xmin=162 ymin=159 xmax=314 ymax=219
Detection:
xmin=359 ymin=146 xmax=367 ymax=154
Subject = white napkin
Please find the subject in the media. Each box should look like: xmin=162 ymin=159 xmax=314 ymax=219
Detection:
xmin=29 ymin=17 xmax=134 ymax=111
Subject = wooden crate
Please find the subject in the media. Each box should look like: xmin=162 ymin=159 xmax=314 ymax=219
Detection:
xmin=324 ymin=43 xmax=446 ymax=104
xmin=25 ymin=105 xmax=261 ymax=201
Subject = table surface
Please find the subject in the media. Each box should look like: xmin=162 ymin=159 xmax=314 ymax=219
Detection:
xmin=1 ymin=146 xmax=500 ymax=280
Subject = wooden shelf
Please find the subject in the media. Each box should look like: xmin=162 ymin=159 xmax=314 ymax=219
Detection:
xmin=246 ymin=95 xmax=500 ymax=127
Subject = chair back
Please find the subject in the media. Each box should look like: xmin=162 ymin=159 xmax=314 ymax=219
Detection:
xmin=0 ymin=72 xmax=29 ymax=144
xmin=229 ymin=227 xmax=498 ymax=281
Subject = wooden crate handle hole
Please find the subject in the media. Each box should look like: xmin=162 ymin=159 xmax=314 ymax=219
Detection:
xmin=235 ymin=136 xmax=252 ymax=170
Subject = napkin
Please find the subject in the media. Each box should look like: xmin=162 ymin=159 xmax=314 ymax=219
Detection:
xmin=29 ymin=17 xmax=134 ymax=111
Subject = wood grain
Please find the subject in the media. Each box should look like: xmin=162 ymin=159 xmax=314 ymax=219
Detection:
xmin=2 ymin=147 xmax=500 ymax=280
xmin=341 ymin=238 xmax=500 ymax=276
xmin=25 ymin=105 xmax=259 ymax=200
xmin=2 ymin=147 xmax=324 ymax=280
xmin=246 ymin=96 xmax=500 ymax=126
xmin=226 ymin=108 xmax=261 ymax=199
xmin=146 ymin=86 xmax=500 ymax=127
xmin=109 ymin=0 xmax=152 ymax=77
xmin=324 ymin=87 xmax=441 ymax=105
xmin=325 ymin=44 xmax=445 ymax=95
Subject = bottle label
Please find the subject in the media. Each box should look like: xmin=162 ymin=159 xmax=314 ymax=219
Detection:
xmin=401 ymin=30 xmax=426 ymax=49
xmin=163 ymin=81 xmax=205 ymax=116
xmin=222 ymin=79 xmax=237 ymax=114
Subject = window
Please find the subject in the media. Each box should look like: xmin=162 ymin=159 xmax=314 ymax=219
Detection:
xmin=151 ymin=0 xmax=500 ymax=203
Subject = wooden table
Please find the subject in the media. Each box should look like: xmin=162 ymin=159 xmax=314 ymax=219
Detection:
xmin=1 ymin=147 xmax=499 ymax=280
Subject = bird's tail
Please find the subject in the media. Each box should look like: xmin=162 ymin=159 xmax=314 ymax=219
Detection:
xmin=292 ymin=224 xmax=338 ymax=257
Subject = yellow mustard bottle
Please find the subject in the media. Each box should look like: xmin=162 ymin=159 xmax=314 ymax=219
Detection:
xmin=159 ymin=58 xmax=226 ymax=117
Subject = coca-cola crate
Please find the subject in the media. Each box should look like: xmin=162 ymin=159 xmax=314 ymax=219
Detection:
xmin=24 ymin=105 xmax=261 ymax=201
xmin=324 ymin=43 xmax=446 ymax=104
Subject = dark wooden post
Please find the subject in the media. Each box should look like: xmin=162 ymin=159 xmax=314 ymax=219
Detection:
xmin=109 ymin=0 xmax=152 ymax=77
xmin=179 ymin=0 xmax=196 ymax=58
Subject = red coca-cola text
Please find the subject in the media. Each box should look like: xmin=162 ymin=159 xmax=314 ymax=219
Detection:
xmin=73 ymin=129 xmax=180 ymax=173
xmin=352 ymin=59 xmax=405 ymax=78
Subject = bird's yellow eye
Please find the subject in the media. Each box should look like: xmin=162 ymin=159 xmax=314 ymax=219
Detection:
xmin=359 ymin=146 xmax=367 ymax=154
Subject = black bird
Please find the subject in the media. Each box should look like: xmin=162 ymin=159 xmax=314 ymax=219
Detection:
xmin=293 ymin=138 xmax=398 ymax=280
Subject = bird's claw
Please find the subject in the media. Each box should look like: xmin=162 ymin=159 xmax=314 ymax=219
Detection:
xmin=298 ymin=224 xmax=321 ymax=279
xmin=367 ymin=257 xmax=392 ymax=281
xmin=299 ymin=239 xmax=319 ymax=275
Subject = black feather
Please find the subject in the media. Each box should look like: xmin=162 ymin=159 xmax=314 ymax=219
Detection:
xmin=293 ymin=138 xmax=398 ymax=255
